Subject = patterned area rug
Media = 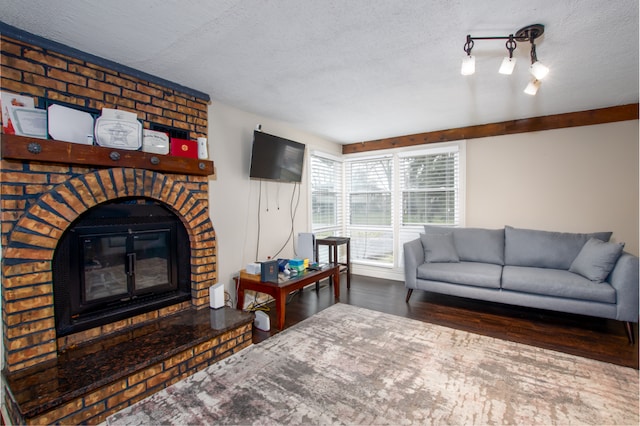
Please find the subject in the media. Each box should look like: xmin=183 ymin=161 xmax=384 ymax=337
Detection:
xmin=107 ymin=303 xmax=638 ymax=425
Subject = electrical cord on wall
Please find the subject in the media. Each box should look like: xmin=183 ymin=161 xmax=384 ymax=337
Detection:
xmin=255 ymin=179 xmax=263 ymax=261
xmin=238 ymin=135 xmax=258 ymax=310
xmin=254 ymin=180 xmax=301 ymax=261
xmin=271 ymin=181 xmax=301 ymax=259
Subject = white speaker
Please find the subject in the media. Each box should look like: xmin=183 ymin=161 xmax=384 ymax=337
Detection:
xmin=209 ymin=283 xmax=224 ymax=309
xmin=254 ymin=310 xmax=270 ymax=331
xmin=197 ymin=137 xmax=208 ymax=159
xmin=298 ymin=232 xmax=315 ymax=261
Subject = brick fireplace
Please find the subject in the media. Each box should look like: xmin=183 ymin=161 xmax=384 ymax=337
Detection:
xmin=0 ymin=29 xmax=253 ymax=424
xmin=2 ymin=164 xmax=216 ymax=371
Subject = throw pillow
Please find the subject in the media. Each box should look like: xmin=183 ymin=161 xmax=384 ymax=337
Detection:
xmin=420 ymin=232 xmax=460 ymax=263
xmin=569 ymin=238 xmax=625 ymax=282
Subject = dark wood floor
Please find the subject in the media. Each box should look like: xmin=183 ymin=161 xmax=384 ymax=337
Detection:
xmin=252 ymin=274 xmax=639 ymax=369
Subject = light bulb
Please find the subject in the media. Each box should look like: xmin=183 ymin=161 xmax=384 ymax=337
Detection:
xmin=498 ymin=57 xmax=516 ymax=75
xmin=461 ymin=55 xmax=475 ymax=75
xmin=529 ymin=61 xmax=549 ymax=80
xmin=524 ymin=79 xmax=541 ymax=95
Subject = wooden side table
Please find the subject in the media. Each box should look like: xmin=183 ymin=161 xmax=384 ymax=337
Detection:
xmin=315 ymin=236 xmax=351 ymax=289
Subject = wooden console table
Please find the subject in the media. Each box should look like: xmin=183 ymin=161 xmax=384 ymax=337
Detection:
xmin=236 ymin=264 xmax=340 ymax=330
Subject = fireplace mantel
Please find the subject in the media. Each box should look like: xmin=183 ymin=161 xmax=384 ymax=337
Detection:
xmin=1 ymin=134 xmax=215 ymax=176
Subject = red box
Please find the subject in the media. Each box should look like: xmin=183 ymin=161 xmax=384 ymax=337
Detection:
xmin=170 ymin=138 xmax=197 ymax=158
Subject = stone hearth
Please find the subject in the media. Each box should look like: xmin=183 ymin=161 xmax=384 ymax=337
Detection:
xmin=3 ymin=307 xmax=253 ymax=425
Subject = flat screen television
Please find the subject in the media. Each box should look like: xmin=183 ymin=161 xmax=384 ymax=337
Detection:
xmin=249 ymin=131 xmax=305 ymax=183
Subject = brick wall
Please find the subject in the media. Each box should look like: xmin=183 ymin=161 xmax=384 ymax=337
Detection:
xmin=0 ymin=33 xmax=216 ymax=373
xmin=1 ymin=34 xmax=208 ymax=136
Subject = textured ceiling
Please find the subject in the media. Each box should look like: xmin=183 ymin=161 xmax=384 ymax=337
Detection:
xmin=1 ymin=0 xmax=638 ymax=143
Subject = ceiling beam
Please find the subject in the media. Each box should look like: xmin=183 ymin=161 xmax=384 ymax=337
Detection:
xmin=342 ymin=103 xmax=639 ymax=155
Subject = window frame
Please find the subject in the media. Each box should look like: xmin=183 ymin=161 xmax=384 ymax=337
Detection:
xmin=310 ymin=141 xmax=465 ymax=271
xmin=309 ymin=150 xmax=344 ymax=239
xmin=344 ymin=154 xmax=394 ymax=267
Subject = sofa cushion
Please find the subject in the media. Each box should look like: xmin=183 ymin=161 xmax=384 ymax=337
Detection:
xmin=424 ymin=226 xmax=504 ymax=265
xmin=420 ymin=232 xmax=459 ymax=263
xmin=417 ymin=261 xmax=502 ymax=289
xmin=502 ymin=266 xmax=616 ymax=304
xmin=504 ymin=226 xmax=612 ymax=270
xmin=569 ymin=238 xmax=625 ymax=283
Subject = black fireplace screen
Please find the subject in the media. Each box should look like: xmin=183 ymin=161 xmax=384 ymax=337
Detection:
xmin=53 ymin=200 xmax=191 ymax=337
xmin=81 ymin=229 xmax=172 ymax=303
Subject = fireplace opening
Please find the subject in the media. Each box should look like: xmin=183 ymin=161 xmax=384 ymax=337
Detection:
xmin=53 ymin=199 xmax=191 ymax=337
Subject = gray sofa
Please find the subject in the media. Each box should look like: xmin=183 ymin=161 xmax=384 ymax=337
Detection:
xmin=404 ymin=225 xmax=639 ymax=342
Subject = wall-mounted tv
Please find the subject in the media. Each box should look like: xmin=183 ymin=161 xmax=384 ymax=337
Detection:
xmin=249 ymin=130 xmax=305 ymax=183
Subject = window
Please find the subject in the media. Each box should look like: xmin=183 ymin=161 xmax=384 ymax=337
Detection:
xmin=345 ymin=156 xmax=393 ymax=266
xmin=311 ymin=142 xmax=464 ymax=271
xmin=397 ymin=145 xmax=463 ymax=267
xmin=310 ymin=152 xmax=343 ymax=239
xmin=399 ymin=148 xmax=460 ymax=226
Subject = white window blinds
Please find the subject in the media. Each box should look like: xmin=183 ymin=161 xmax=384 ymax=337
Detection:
xmin=399 ymin=148 xmax=460 ymax=226
xmin=310 ymin=153 xmax=342 ymax=237
xmin=311 ymin=142 xmax=464 ymax=270
xmin=345 ymin=156 xmax=394 ymax=266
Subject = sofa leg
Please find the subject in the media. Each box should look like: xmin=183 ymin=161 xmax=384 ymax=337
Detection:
xmin=624 ymin=322 xmax=635 ymax=344
xmin=405 ymin=289 xmax=413 ymax=303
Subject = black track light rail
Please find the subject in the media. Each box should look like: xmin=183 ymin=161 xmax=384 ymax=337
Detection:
xmin=464 ymin=24 xmax=544 ymax=57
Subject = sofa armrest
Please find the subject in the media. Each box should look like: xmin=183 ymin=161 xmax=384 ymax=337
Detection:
xmin=403 ymin=238 xmax=424 ymax=289
xmin=608 ymin=252 xmax=639 ymax=322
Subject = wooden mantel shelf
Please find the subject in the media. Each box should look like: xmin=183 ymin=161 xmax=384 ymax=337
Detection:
xmin=0 ymin=134 xmax=214 ymax=176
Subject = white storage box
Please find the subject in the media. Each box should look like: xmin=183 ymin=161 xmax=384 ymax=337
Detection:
xmin=142 ymin=129 xmax=169 ymax=155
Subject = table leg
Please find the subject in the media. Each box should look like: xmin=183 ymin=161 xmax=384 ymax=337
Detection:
xmin=330 ymin=243 xmax=338 ymax=287
xmin=236 ymin=286 xmax=244 ymax=310
xmin=315 ymin=242 xmax=320 ymax=291
xmin=346 ymin=240 xmax=351 ymax=289
xmin=275 ymin=290 xmax=286 ymax=330
xmin=333 ymin=268 xmax=340 ymax=299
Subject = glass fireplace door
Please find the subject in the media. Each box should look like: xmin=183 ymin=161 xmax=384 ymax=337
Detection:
xmin=131 ymin=230 xmax=172 ymax=293
xmin=80 ymin=228 xmax=174 ymax=307
xmin=82 ymin=234 xmax=129 ymax=303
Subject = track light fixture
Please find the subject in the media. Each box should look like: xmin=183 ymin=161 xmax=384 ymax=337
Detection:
xmin=461 ymin=35 xmax=475 ymax=75
xmin=461 ymin=24 xmax=548 ymax=95
xmin=528 ymin=37 xmax=549 ymax=80
xmin=524 ymin=79 xmax=541 ymax=95
xmin=498 ymin=34 xmax=517 ymax=75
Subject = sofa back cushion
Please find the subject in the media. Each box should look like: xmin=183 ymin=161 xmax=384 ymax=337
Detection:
xmin=424 ymin=226 xmax=505 ymax=265
xmin=504 ymin=226 xmax=612 ymax=270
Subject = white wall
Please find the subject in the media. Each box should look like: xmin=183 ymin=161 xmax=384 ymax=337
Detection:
xmin=207 ymin=102 xmax=341 ymax=300
xmin=206 ymin=104 xmax=638 ymax=297
xmin=466 ymin=120 xmax=639 ymax=255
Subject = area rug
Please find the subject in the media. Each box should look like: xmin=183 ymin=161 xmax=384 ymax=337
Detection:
xmin=107 ymin=303 xmax=638 ymax=425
